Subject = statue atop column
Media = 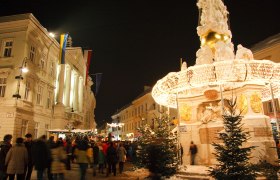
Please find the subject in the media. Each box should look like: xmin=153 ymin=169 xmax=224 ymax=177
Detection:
xmin=197 ymin=0 xmax=232 ymax=51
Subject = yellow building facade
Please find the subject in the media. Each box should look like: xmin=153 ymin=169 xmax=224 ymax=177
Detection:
xmin=111 ymin=87 xmax=177 ymax=141
xmin=0 ymin=14 xmax=96 ymax=140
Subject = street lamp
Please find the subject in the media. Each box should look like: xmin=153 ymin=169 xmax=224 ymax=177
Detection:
xmin=13 ymin=57 xmax=29 ymax=99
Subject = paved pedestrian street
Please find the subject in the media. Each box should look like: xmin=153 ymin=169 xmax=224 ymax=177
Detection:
xmin=31 ymin=162 xmax=147 ymax=180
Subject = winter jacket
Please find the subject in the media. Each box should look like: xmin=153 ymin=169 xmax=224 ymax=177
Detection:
xmin=51 ymin=146 xmax=67 ymax=174
xmin=74 ymin=148 xmax=92 ymax=164
xmin=24 ymin=141 xmax=33 ymax=166
xmin=93 ymin=145 xmax=99 ymax=165
xmin=31 ymin=139 xmax=52 ymax=170
xmin=0 ymin=141 xmax=12 ymax=171
xmin=118 ymin=146 xmax=127 ymax=162
xmin=5 ymin=143 xmax=28 ymax=174
xmin=98 ymin=146 xmax=105 ymax=164
xmin=107 ymin=145 xmax=117 ymax=163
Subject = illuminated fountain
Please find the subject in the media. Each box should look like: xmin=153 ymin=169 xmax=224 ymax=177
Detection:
xmin=152 ymin=0 xmax=279 ymax=165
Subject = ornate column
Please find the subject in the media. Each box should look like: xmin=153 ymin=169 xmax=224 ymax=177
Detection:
xmin=57 ymin=64 xmax=65 ymax=105
xmin=73 ymin=73 xmax=79 ymax=111
xmin=78 ymin=76 xmax=84 ymax=113
xmin=64 ymin=65 xmax=72 ymax=107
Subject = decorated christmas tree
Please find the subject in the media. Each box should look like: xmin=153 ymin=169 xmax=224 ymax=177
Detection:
xmin=135 ymin=115 xmax=179 ymax=179
xmin=209 ymin=98 xmax=256 ymax=180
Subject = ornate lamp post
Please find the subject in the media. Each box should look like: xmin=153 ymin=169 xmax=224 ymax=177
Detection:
xmin=13 ymin=57 xmax=29 ymax=99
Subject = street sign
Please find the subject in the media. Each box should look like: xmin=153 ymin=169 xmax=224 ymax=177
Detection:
xmin=179 ymin=125 xmax=187 ymax=132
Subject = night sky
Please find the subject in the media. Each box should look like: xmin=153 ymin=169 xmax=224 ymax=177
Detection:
xmin=1 ymin=0 xmax=280 ymax=127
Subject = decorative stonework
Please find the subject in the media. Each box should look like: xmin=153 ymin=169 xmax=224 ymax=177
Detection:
xmin=179 ymin=104 xmax=192 ymax=122
xmin=254 ymin=127 xmax=271 ymax=137
xmin=250 ymin=92 xmax=262 ymax=113
xmin=199 ymin=127 xmax=223 ymax=144
xmin=237 ymin=94 xmax=248 ymax=115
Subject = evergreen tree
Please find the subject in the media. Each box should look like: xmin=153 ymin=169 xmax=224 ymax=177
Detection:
xmin=135 ymin=116 xmax=179 ymax=179
xmin=209 ymin=98 xmax=256 ymax=180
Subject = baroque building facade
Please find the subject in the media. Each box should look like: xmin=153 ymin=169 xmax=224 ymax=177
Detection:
xmin=111 ymin=86 xmax=177 ymax=141
xmin=252 ymin=33 xmax=280 ymax=125
xmin=0 ymin=13 xmax=96 ymax=140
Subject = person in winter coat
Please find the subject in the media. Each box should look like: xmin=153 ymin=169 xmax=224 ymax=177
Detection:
xmin=189 ymin=141 xmax=197 ymax=165
xmin=117 ymin=143 xmax=127 ymax=174
xmin=92 ymin=142 xmax=99 ymax=176
xmin=106 ymin=142 xmax=117 ymax=176
xmin=5 ymin=137 xmax=28 ymax=180
xmin=74 ymin=139 xmax=92 ymax=180
xmin=31 ymin=135 xmax=52 ymax=180
xmin=98 ymin=143 xmax=105 ymax=174
xmin=50 ymin=140 xmax=67 ymax=180
xmin=65 ymin=139 xmax=72 ymax=170
xmin=24 ymin=133 xmax=33 ymax=180
xmin=0 ymin=134 xmax=12 ymax=180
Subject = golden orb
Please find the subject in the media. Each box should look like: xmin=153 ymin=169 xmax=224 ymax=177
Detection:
xmin=201 ymin=31 xmax=229 ymax=48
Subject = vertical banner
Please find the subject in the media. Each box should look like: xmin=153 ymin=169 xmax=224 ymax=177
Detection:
xmin=93 ymin=73 xmax=102 ymax=96
xmin=59 ymin=33 xmax=68 ymax=64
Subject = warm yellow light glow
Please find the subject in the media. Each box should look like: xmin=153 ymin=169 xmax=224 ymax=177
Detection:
xmin=152 ymin=59 xmax=280 ymax=108
xmin=214 ymin=33 xmax=221 ymax=39
xmin=49 ymin=32 xmax=55 ymax=38
xmin=224 ymin=35 xmax=229 ymax=41
xmin=22 ymin=67 xmax=29 ymax=73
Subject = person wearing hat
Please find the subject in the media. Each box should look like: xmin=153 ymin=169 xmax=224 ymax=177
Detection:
xmin=0 ymin=134 xmax=12 ymax=180
xmin=24 ymin=133 xmax=33 ymax=180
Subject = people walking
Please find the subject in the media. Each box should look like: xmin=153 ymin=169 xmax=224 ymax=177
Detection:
xmin=117 ymin=143 xmax=127 ymax=174
xmin=65 ymin=139 xmax=72 ymax=170
xmin=32 ymin=135 xmax=52 ymax=180
xmin=189 ymin=141 xmax=197 ymax=165
xmin=5 ymin=137 xmax=28 ymax=180
xmin=0 ymin=134 xmax=12 ymax=180
xmin=106 ymin=142 xmax=117 ymax=176
xmin=92 ymin=142 xmax=99 ymax=176
xmin=74 ymin=138 xmax=92 ymax=180
xmin=97 ymin=143 xmax=105 ymax=174
xmin=50 ymin=140 xmax=66 ymax=180
xmin=24 ymin=133 xmax=33 ymax=180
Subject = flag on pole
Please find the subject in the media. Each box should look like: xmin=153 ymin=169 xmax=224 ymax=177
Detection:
xmin=59 ymin=33 xmax=68 ymax=64
xmin=85 ymin=50 xmax=92 ymax=85
xmin=93 ymin=73 xmax=102 ymax=96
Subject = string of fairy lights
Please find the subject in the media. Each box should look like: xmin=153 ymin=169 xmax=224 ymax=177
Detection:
xmin=152 ymin=59 xmax=280 ymax=108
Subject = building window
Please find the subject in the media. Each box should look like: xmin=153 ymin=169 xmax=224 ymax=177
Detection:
xmin=29 ymin=46 xmax=36 ymax=62
xmin=21 ymin=120 xmax=28 ymax=137
xmin=2 ymin=40 xmax=13 ymax=57
xmin=34 ymin=122 xmax=39 ymax=138
xmin=40 ymin=59 xmax=45 ymax=70
xmin=36 ymin=85 xmax=43 ymax=105
xmin=24 ymin=81 xmax=30 ymax=100
xmin=0 ymin=78 xmax=7 ymax=97
xmin=50 ymin=62 xmax=54 ymax=77
xmin=47 ymin=91 xmax=52 ymax=109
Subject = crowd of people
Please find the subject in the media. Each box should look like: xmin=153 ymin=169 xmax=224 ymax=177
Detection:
xmin=0 ymin=133 xmax=135 ymax=180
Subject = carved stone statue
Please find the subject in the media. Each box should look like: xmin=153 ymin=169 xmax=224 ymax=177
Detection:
xmin=196 ymin=45 xmax=213 ymax=65
xmin=214 ymin=41 xmax=235 ymax=61
xmin=235 ymin=44 xmax=254 ymax=60
xmin=199 ymin=102 xmax=221 ymax=123
xmin=197 ymin=0 xmax=231 ymax=38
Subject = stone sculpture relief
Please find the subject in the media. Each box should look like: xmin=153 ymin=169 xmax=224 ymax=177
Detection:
xmin=196 ymin=45 xmax=213 ymax=65
xmin=235 ymin=44 xmax=254 ymax=60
